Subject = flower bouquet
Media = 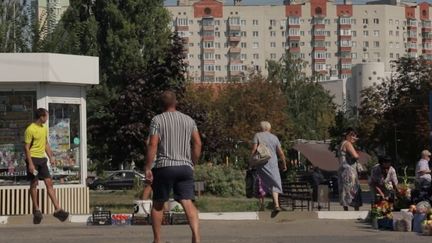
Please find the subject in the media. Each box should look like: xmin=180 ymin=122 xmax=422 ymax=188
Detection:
xmin=370 ymin=200 xmax=394 ymax=229
xmin=421 ymin=209 xmax=432 ymax=235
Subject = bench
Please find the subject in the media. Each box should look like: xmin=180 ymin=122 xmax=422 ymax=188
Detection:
xmin=279 ymin=181 xmax=313 ymax=211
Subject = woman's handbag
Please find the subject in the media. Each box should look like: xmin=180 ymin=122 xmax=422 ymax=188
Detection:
xmin=245 ymin=169 xmax=258 ymax=198
xmin=248 ymin=134 xmax=272 ymax=168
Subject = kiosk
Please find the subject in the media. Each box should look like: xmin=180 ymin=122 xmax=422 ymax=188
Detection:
xmin=0 ymin=53 xmax=99 ymax=215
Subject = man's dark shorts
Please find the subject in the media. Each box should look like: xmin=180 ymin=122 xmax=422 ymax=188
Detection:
xmin=27 ymin=157 xmax=51 ymax=180
xmin=152 ymin=165 xmax=194 ymax=202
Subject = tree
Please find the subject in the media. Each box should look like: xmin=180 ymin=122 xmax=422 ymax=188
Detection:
xmin=39 ymin=0 xmax=188 ymax=169
xmin=358 ymin=57 xmax=432 ymax=168
xmin=267 ymin=51 xmax=336 ymax=140
xmin=0 ymin=0 xmax=32 ymax=52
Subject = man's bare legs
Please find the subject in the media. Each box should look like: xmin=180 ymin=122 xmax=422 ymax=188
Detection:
xmin=180 ymin=199 xmax=200 ymax=243
xmin=44 ymin=178 xmax=61 ymax=211
xmin=30 ymin=179 xmax=39 ymax=210
xmin=151 ymin=202 xmax=165 ymax=243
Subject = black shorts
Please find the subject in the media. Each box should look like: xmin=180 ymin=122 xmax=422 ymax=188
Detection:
xmin=27 ymin=157 xmax=51 ymax=180
xmin=152 ymin=166 xmax=195 ymax=202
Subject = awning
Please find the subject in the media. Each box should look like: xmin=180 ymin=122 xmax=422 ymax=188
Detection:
xmin=293 ymin=142 xmax=371 ymax=172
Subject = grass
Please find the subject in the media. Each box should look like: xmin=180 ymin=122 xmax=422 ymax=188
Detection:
xmin=89 ymin=190 xmax=268 ymax=213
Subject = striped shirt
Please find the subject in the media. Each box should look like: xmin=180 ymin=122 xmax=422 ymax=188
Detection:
xmin=149 ymin=111 xmax=198 ymax=168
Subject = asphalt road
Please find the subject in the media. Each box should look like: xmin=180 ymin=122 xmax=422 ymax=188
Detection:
xmin=0 ymin=219 xmax=429 ymax=243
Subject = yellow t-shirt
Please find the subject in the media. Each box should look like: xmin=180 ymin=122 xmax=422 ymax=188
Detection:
xmin=24 ymin=123 xmax=48 ymax=158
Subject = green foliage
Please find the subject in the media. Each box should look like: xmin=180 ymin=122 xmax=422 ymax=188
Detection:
xmin=267 ymin=50 xmax=336 ymax=141
xmin=194 ymin=164 xmax=245 ymax=197
xmin=0 ymin=1 xmax=32 ymax=52
xmin=358 ymin=57 xmax=432 ymax=167
xmin=39 ymin=0 xmax=187 ymax=170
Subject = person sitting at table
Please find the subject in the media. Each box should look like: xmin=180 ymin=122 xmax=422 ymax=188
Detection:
xmin=369 ymin=156 xmax=398 ymax=202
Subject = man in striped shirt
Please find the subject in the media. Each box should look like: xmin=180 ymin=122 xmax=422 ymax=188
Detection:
xmin=145 ymin=91 xmax=202 ymax=243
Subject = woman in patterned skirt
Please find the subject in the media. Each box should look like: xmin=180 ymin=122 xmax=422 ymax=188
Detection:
xmin=338 ymin=128 xmax=362 ymax=211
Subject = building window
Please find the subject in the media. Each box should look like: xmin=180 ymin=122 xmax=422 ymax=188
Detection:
xmin=215 ymin=65 xmax=221 ymax=71
xmin=241 ymin=42 xmax=247 ymax=48
xmin=215 ymin=54 xmax=221 ymax=60
xmin=389 ymin=19 xmax=393 ymax=25
xmin=389 ymin=30 xmax=393 ymax=36
xmin=288 ymin=16 xmax=300 ymax=25
xmin=241 ymin=53 xmax=247 ymax=60
xmin=215 ymin=20 xmax=220 ymax=25
xmin=270 ymin=42 xmax=276 ymax=48
xmin=241 ymin=31 xmax=246 ymax=37
xmin=390 ymin=53 xmax=394 ymax=58
xmin=395 ymin=31 xmax=399 ymax=37
xmin=351 ymin=53 xmax=357 ymax=59
xmin=363 ymin=18 xmax=368 ymax=24
xmin=253 ymin=19 xmax=259 ymax=25
xmin=373 ymin=30 xmax=379 ymax=36
xmin=373 ymin=41 xmax=379 ymax=48
xmin=363 ymin=30 xmax=368 ymax=36
xmin=253 ymin=53 xmax=259 ymax=59
xmin=363 ymin=41 xmax=369 ymax=47
xmin=282 ymin=31 xmax=285 ymax=36
xmin=395 ymin=20 xmax=399 ymax=25
xmin=300 ymin=31 xmax=305 ymax=36
xmin=373 ymin=18 xmax=379 ymax=24
xmin=352 ymin=31 xmax=357 ymax=37
xmin=215 ymin=32 xmax=220 ymax=37
xmin=253 ymin=31 xmax=259 ymax=37
xmin=270 ymin=19 xmax=276 ymax=26
xmin=270 ymin=53 xmax=277 ymax=59
xmin=270 ymin=31 xmax=276 ymax=37
xmin=352 ymin=41 xmax=357 ymax=47
xmin=203 ymin=64 xmax=215 ymax=72
xmin=252 ymin=42 xmax=259 ymax=48
xmin=389 ymin=42 xmax=393 ymax=48
xmin=176 ymin=18 xmax=188 ymax=26
xmin=203 ymin=41 xmax=214 ymax=48
xmin=363 ymin=53 xmax=369 ymax=59
xmin=215 ymin=42 xmax=220 ymax=48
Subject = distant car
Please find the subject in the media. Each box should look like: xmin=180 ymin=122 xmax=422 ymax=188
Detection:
xmin=88 ymin=170 xmax=145 ymax=191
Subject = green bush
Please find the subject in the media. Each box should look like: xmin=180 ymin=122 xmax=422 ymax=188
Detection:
xmin=194 ymin=164 xmax=245 ymax=197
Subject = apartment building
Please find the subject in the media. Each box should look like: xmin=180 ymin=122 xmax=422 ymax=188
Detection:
xmin=30 ymin=0 xmax=70 ymax=34
xmin=166 ymin=0 xmax=432 ymax=82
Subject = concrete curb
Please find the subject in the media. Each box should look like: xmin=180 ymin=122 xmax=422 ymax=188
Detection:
xmin=199 ymin=212 xmax=259 ymax=220
xmin=0 ymin=216 xmax=8 ymax=224
xmin=317 ymin=211 xmax=369 ymax=220
xmin=0 ymin=211 xmax=371 ymax=225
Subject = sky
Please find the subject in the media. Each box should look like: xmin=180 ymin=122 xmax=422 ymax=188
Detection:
xmin=164 ymin=0 xmax=429 ymax=6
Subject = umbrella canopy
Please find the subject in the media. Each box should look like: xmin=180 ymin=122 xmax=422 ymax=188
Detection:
xmin=293 ymin=142 xmax=371 ymax=172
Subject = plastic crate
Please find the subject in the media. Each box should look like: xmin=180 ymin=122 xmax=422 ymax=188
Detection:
xmin=92 ymin=210 xmax=112 ymax=225
xmin=131 ymin=214 xmax=151 ymax=225
xmin=171 ymin=213 xmax=188 ymax=225
xmin=111 ymin=214 xmax=131 ymax=226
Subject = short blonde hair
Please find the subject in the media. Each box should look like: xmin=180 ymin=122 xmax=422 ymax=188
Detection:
xmin=260 ymin=121 xmax=271 ymax=131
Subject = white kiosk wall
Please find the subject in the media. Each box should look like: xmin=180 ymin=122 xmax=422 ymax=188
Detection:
xmin=0 ymin=54 xmax=98 ymax=215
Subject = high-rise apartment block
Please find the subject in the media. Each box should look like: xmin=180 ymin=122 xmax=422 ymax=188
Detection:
xmin=31 ymin=0 xmax=69 ymax=34
xmin=166 ymin=0 xmax=432 ymax=82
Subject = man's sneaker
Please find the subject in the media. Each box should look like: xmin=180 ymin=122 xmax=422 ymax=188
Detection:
xmin=53 ymin=209 xmax=69 ymax=222
xmin=33 ymin=210 xmax=43 ymax=224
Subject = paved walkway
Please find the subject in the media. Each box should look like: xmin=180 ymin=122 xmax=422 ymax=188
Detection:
xmin=0 ymin=219 xmax=428 ymax=243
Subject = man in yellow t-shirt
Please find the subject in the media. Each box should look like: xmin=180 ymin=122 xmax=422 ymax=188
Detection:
xmin=24 ymin=108 xmax=69 ymax=224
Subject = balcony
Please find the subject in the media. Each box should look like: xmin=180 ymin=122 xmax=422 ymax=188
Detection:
xmin=289 ymin=46 xmax=300 ymax=52
xmin=407 ymin=19 xmax=417 ymax=27
xmin=202 ymin=25 xmax=214 ymax=31
xmin=228 ymin=25 xmax=241 ymax=31
xmin=229 ymin=47 xmax=241 ymax=53
xmin=340 ymin=59 xmax=352 ymax=66
xmin=339 ymin=46 xmax=351 ymax=52
xmin=313 ymin=47 xmax=326 ymax=52
xmin=203 ymin=71 xmax=215 ymax=76
xmin=229 ymin=59 xmax=242 ymax=65
xmin=202 ymin=35 xmax=215 ymax=41
xmin=176 ymin=25 xmax=189 ymax=31
xmin=340 ymin=69 xmax=352 ymax=74
xmin=228 ymin=36 xmax=241 ymax=42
